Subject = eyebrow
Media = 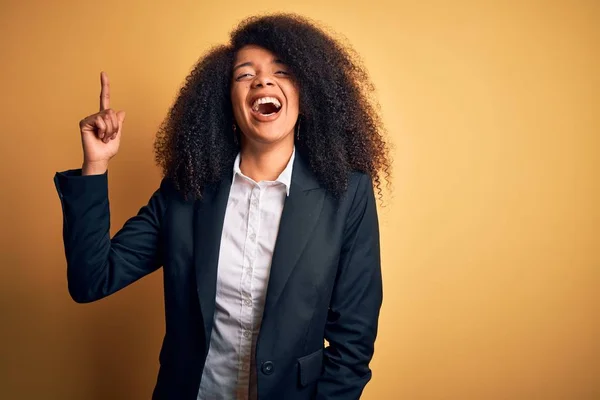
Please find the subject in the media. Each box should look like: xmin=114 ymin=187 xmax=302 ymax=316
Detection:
xmin=233 ymin=59 xmax=286 ymax=72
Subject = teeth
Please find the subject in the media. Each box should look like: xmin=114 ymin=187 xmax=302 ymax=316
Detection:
xmin=252 ymin=96 xmax=282 ymax=111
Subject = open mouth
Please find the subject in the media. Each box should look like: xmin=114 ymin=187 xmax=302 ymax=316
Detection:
xmin=251 ymin=96 xmax=282 ymax=117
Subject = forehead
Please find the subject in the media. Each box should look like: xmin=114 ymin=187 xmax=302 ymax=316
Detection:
xmin=234 ymin=45 xmax=280 ymax=64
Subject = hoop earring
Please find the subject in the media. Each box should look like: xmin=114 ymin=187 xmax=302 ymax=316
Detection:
xmin=232 ymin=123 xmax=238 ymax=146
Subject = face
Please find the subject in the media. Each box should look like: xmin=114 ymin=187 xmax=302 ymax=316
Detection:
xmin=231 ymin=45 xmax=300 ymax=147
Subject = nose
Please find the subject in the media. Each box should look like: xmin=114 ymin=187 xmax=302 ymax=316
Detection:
xmin=251 ymin=73 xmax=275 ymax=88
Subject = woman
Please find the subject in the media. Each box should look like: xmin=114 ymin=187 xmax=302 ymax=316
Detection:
xmin=54 ymin=13 xmax=390 ymax=400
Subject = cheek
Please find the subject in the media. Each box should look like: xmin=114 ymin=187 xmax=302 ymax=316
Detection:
xmin=289 ymin=98 xmax=300 ymax=116
xmin=231 ymin=95 xmax=241 ymax=110
xmin=231 ymin=86 xmax=248 ymax=112
xmin=288 ymin=88 xmax=300 ymax=112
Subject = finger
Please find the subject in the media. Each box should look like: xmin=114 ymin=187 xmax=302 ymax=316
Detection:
xmin=79 ymin=115 xmax=94 ymax=130
xmin=81 ymin=111 xmax=102 ymax=129
xmin=96 ymin=115 xmax=107 ymax=139
xmin=100 ymin=71 xmax=110 ymax=111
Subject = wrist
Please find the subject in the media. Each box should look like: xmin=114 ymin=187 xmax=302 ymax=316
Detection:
xmin=82 ymin=160 xmax=108 ymax=176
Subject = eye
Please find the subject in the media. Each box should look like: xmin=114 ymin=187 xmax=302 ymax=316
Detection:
xmin=275 ymin=70 xmax=290 ymax=76
xmin=235 ymin=73 xmax=253 ymax=81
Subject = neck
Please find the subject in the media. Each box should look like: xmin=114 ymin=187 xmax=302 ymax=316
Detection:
xmin=239 ymin=140 xmax=294 ymax=182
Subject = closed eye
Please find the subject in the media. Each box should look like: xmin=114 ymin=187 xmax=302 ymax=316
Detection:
xmin=235 ymin=71 xmax=290 ymax=81
xmin=235 ymin=73 xmax=253 ymax=81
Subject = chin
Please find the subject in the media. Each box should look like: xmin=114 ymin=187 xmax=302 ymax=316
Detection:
xmin=241 ymin=121 xmax=292 ymax=144
xmin=246 ymin=131 xmax=290 ymax=145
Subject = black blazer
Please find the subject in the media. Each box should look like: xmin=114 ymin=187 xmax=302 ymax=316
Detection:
xmin=54 ymin=153 xmax=382 ymax=400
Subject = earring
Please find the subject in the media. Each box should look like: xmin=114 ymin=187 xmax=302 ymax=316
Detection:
xmin=232 ymin=123 xmax=238 ymax=145
xmin=295 ymin=119 xmax=301 ymax=140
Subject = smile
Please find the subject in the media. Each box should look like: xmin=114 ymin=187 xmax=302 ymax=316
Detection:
xmin=249 ymin=95 xmax=283 ymax=121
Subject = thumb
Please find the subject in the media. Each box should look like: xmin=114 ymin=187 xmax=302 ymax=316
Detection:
xmin=116 ymin=110 xmax=126 ymax=134
xmin=117 ymin=110 xmax=126 ymax=123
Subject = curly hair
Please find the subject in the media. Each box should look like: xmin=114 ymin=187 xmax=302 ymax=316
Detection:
xmin=154 ymin=13 xmax=391 ymax=201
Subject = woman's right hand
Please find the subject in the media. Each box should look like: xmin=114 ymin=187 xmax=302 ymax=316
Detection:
xmin=79 ymin=71 xmax=126 ymax=175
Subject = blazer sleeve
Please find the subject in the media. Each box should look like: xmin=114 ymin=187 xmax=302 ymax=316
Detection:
xmin=316 ymin=174 xmax=383 ymax=399
xmin=54 ymin=169 xmax=169 ymax=303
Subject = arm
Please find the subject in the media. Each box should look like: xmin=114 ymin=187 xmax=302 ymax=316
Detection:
xmin=54 ymin=169 xmax=169 ymax=303
xmin=316 ymin=174 xmax=383 ymax=399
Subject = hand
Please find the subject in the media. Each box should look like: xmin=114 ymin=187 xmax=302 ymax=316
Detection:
xmin=79 ymin=71 xmax=126 ymax=175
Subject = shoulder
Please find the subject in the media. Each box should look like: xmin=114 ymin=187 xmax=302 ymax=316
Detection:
xmin=338 ymin=171 xmax=379 ymax=244
xmin=335 ymin=170 xmax=376 ymax=228
xmin=157 ymin=175 xmax=196 ymax=204
xmin=347 ymin=171 xmax=375 ymax=204
xmin=320 ymin=170 xmax=375 ymax=212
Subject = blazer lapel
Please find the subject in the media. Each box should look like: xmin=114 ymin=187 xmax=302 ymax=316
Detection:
xmin=264 ymin=154 xmax=325 ymax=314
xmin=193 ymin=177 xmax=232 ymax=349
xmin=192 ymin=153 xmax=324 ymax=345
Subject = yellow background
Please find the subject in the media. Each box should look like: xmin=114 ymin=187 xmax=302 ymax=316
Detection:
xmin=1 ymin=0 xmax=598 ymax=398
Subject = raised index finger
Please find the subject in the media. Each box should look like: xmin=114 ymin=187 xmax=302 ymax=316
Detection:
xmin=100 ymin=71 xmax=110 ymax=111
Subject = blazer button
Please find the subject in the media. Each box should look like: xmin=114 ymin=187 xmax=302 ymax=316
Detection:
xmin=261 ymin=361 xmax=275 ymax=375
